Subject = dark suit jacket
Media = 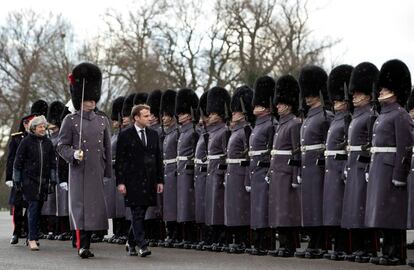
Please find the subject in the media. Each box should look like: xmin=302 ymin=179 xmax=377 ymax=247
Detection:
xmin=115 ymin=125 xmax=163 ymax=207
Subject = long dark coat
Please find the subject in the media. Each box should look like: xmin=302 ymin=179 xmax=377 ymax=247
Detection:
xmin=194 ymin=127 xmax=209 ymax=224
xmin=365 ymin=102 xmax=413 ymax=229
xmin=341 ymin=104 xmax=373 ymax=228
xmin=408 ymin=126 xmax=414 ymax=228
xmin=6 ymin=132 xmax=27 ymax=206
xmin=145 ymin=123 xmax=164 ymax=220
xmin=56 ymin=151 xmax=69 ymax=217
xmin=300 ymin=106 xmax=333 ymax=227
xmin=224 ymin=121 xmax=251 ymax=226
xmin=41 ymin=132 xmax=58 ymax=215
xmin=247 ymin=115 xmax=274 ymax=229
xmin=162 ymin=124 xmax=179 ymax=222
xmin=177 ymin=122 xmax=198 ymax=222
xmin=110 ymin=130 xmax=126 ymax=218
xmin=14 ymin=133 xmax=55 ymax=202
xmin=268 ymin=114 xmax=302 ymax=228
xmin=322 ymin=111 xmax=347 ymax=226
xmin=57 ymin=110 xmax=112 ymax=231
xmin=205 ymin=122 xmax=227 ymax=226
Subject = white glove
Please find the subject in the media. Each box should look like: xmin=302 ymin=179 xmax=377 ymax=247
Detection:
xmin=392 ymin=179 xmax=407 ymax=187
xmin=365 ymin=172 xmax=369 ymax=183
xmin=343 ymin=169 xmax=348 ymax=179
xmin=245 ymin=186 xmax=251 ymax=192
xmin=73 ymin=150 xmax=83 ymax=161
xmin=5 ymin=181 xmax=13 ymax=188
xmin=59 ymin=182 xmax=68 ymax=191
xmin=264 ymin=176 xmax=270 ymax=184
xmin=291 ymin=183 xmax=300 ymax=189
xmin=297 ymin=176 xmax=302 ymax=184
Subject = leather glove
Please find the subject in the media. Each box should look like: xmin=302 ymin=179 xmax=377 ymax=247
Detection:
xmin=73 ymin=150 xmax=83 ymax=161
xmin=59 ymin=182 xmax=68 ymax=191
xmin=5 ymin=181 xmax=13 ymax=188
xmin=392 ymin=179 xmax=407 ymax=187
xmin=245 ymin=186 xmax=251 ymax=192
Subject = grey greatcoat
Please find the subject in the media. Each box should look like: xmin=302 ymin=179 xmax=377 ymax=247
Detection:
xmin=57 ymin=110 xmax=112 ymax=231
xmin=205 ymin=122 xmax=227 ymax=226
xmin=145 ymin=123 xmax=163 ymax=220
xmin=162 ymin=124 xmax=179 ymax=222
xmin=365 ymin=102 xmax=413 ymax=229
xmin=194 ymin=127 xmax=209 ymax=224
xmin=268 ymin=114 xmax=301 ymax=228
xmin=224 ymin=121 xmax=250 ymax=227
xmin=247 ymin=115 xmax=275 ymax=229
xmin=41 ymin=132 xmax=58 ymax=216
xmin=300 ymin=106 xmax=333 ymax=227
xmin=103 ymin=132 xmax=117 ymax=219
xmin=177 ymin=122 xmax=198 ymax=222
xmin=341 ymin=104 xmax=373 ymax=228
xmin=322 ymin=111 xmax=347 ymax=226
xmin=408 ymin=126 xmax=414 ymax=228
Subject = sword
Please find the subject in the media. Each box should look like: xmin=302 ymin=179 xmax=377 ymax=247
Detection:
xmin=77 ymin=78 xmax=86 ymax=161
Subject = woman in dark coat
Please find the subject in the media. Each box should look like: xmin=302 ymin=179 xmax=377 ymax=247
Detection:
xmin=13 ymin=115 xmax=56 ymax=250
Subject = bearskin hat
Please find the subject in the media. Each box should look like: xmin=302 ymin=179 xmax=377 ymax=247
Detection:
xmin=147 ymin=90 xmax=162 ymax=118
xmin=274 ymin=75 xmax=300 ymax=114
xmin=299 ymin=65 xmax=328 ymax=98
xmin=160 ymin=89 xmax=177 ymax=117
xmin=206 ymin=86 xmax=231 ymax=118
xmin=349 ymin=62 xmax=379 ymax=96
xmin=252 ymin=76 xmax=275 ymax=108
xmin=47 ymin=101 xmax=69 ymax=127
xmin=133 ymin=92 xmax=149 ymax=106
xmin=111 ymin=96 xmax=125 ymax=121
xmin=68 ymin=62 xmax=102 ymax=111
xmin=30 ymin=99 xmax=48 ymax=116
xmin=122 ymin=93 xmax=135 ymax=118
xmin=176 ymin=88 xmax=199 ymax=117
xmin=231 ymin=85 xmax=254 ymax=120
xmin=328 ymin=64 xmax=354 ymax=102
xmin=198 ymin=91 xmax=208 ymax=117
xmin=379 ymin=59 xmax=412 ymax=106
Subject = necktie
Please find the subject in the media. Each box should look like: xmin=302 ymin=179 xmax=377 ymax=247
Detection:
xmin=140 ymin=129 xmax=146 ymax=147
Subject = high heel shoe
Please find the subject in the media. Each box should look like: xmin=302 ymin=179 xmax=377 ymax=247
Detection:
xmin=28 ymin=240 xmax=39 ymax=251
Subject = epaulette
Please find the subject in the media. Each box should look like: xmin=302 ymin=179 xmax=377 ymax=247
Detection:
xmin=11 ymin=132 xmax=23 ymax=137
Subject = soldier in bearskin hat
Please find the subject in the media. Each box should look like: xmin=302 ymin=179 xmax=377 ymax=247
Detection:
xmin=203 ymin=86 xmax=231 ymax=251
xmin=57 ymin=62 xmax=112 ymax=258
xmin=267 ymin=75 xmax=302 ymax=257
xmin=121 ymin=94 xmax=136 ymax=128
xmin=294 ymin=65 xmax=333 ymax=259
xmin=341 ymin=62 xmax=379 ymax=263
xmin=174 ymin=88 xmax=199 ymax=248
xmin=365 ymin=59 xmax=413 ymax=266
xmin=133 ymin=92 xmax=149 ymax=106
xmin=224 ymin=85 xmax=253 ymax=253
xmin=160 ymin=90 xmax=181 ymax=247
xmin=246 ymin=76 xmax=276 ymax=255
xmin=31 ymin=99 xmax=49 ymax=116
xmin=322 ymin=65 xmax=354 ymax=260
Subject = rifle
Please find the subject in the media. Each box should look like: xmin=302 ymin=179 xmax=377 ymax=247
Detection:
xmin=199 ymin=108 xmax=209 ymax=162
xmin=335 ymin=82 xmax=352 ymax=160
xmin=288 ymin=90 xmax=304 ymax=167
xmin=159 ymin=112 xmax=166 ymax=143
xmin=240 ymin=97 xmax=252 ymax=166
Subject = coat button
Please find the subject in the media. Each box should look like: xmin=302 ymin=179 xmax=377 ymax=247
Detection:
xmin=98 ymin=140 xmax=101 ymax=143
xmin=302 ymin=166 xmax=306 ymax=169
xmin=75 ymin=124 xmax=78 ymax=127
xmin=86 ymin=149 xmax=89 ymax=152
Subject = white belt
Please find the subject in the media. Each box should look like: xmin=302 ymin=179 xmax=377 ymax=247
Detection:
xmin=194 ymin=158 xmax=209 ymax=165
xmin=270 ymin=149 xmax=292 ymax=156
xmin=248 ymin=150 xmax=268 ymax=157
xmin=347 ymin=145 xmax=364 ymax=152
xmin=324 ymin=150 xmax=346 ymax=156
xmin=176 ymin=156 xmax=193 ymax=161
xmin=301 ymin=144 xmax=325 ymax=152
xmin=163 ymin=158 xmax=177 ymax=165
xmin=370 ymin=147 xmax=397 ymax=153
xmin=207 ymin=154 xmax=225 ymax=160
xmin=226 ymin=158 xmax=247 ymax=164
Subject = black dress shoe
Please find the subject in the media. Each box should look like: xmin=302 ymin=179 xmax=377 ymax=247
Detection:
xmin=250 ymin=247 xmax=267 ymax=256
xmin=330 ymin=251 xmax=347 ymax=261
xmin=304 ymin=249 xmax=324 ymax=259
xmin=267 ymin=249 xmax=279 ymax=257
xmin=78 ymin=248 xmax=90 ymax=259
xmin=278 ymin=249 xmax=294 ymax=257
xmin=408 ymin=259 xmax=414 ymax=267
xmin=378 ymin=256 xmax=405 ymax=266
xmin=173 ymin=241 xmax=185 ymax=248
xmin=368 ymin=256 xmax=380 ymax=264
xmin=139 ymin=248 xmax=151 ymax=257
xmin=10 ymin=235 xmax=18 ymax=245
xmin=356 ymin=252 xmax=375 ymax=263
xmin=127 ymin=246 xmax=138 ymax=256
xmin=294 ymin=250 xmax=306 ymax=258
xmin=323 ymin=252 xmax=332 ymax=259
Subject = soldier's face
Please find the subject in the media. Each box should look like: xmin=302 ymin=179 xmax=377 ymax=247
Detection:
xmin=253 ymin=106 xmax=270 ymax=117
xmin=276 ymin=103 xmax=291 ymax=116
xmin=333 ymin=100 xmax=346 ymax=112
xmin=208 ymin=113 xmax=222 ymax=124
xmin=135 ymin=109 xmax=151 ymax=127
xmin=112 ymin=120 xmax=119 ymax=129
xmin=352 ymin=92 xmax=370 ymax=107
xmin=178 ymin=113 xmax=191 ymax=124
xmin=409 ymin=109 xmax=414 ymax=120
xmin=231 ymin=112 xmax=244 ymax=122
xmin=34 ymin=123 xmax=46 ymax=137
xmin=82 ymin=100 xmax=96 ymax=112
xmin=305 ymin=96 xmax=320 ymax=107
xmin=378 ymin=88 xmax=396 ymax=103
xmin=162 ymin=114 xmax=174 ymax=127
xmin=122 ymin=116 xmax=130 ymax=127
xmin=149 ymin=114 xmax=158 ymax=125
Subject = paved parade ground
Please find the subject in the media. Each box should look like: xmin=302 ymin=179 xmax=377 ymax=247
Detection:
xmin=0 ymin=211 xmax=413 ymax=270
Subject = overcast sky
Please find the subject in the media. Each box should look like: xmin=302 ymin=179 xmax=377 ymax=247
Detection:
xmin=1 ymin=0 xmax=414 ymax=77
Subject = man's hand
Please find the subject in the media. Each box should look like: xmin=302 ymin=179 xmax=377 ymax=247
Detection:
xmin=5 ymin=181 xmax=13 ymax=188
xmin=157 ymin=184 xmax=164 ymax=194
xmin=118 ymin=184 xmax=127 ymax=195
xmin=59 ymin=182 xmax=68 ymax=191
xmin=74 ymin=150 xmax=83 ymax=161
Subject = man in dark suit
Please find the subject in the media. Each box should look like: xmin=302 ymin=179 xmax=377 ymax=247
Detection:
xmin=116 ymin=104 xmax=164 ymax=257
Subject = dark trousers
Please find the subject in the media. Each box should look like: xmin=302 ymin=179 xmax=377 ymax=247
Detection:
xmin=325 ymin=226 xmax=350 ymax=253
xmin=278 ymin=227 xmax=300 ymax=251
xmin=227 ymin=226 xmax=250 ymax=246
xmin=305 ymin=226 xmax=329 ymax=250
xmin=180 ymin=222 xmax=197 ymax=242
xmin=382 ymin=229 xmax=406 ymax=260
xmin=165 ymin=221 xmax=180 ymax=240
xmin=113 ymin=217 xmax=130 ymax=237
xmin=27 ymin=201 xmax=43 ymax=241
xmin=349 ymin=228 xmax=377 ymax=254
xmin=57 ymin=217 xmax=70 ymax=234
xmin=252 ymin=228 xmax=270 ymax=250
xmin=12 ymin=205 xmax=27 ymax=237
xmin=75 ymin=230 xmax=91 ymax=250
xmin=128 ymin=205 xmax=148 ymax=249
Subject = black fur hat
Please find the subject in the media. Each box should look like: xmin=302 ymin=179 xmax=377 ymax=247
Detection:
xmin=274 ymin=75 xmax=300 ymax=114
xmin=231 ymin=85 xmax=253 ymax=111
xmin=207 ymin=86 xmax=230 ymax=117
xmin=30 ymin=99 xmax=48 ymax=116
xmin=160 ymin=89 xmax=177 ymax=117
xmin=198 ymin=91 xmax=208 ymax=117
xmin=146 ymin=90 xmax=162 ymax=118
xmin=69 ymin=62 xmax=102 ymax=111
xmin=122 ymin=93 xmax=135 ymax=118
xmin=176 ymin=88 xmax=199 ymax=116
xmin=111 ymin=96 xmax=125 ymax=121
xmin=379 ymin=59 xmax=412 ymax=106
xmin=328 ymin=64 xmax=354 ymax=102
xmin=299 ymin=65 xmax=328 ymax=98
xmin=252 ymin=76 xmax=275 ymax=108
xmin=133 ymin=92 xmax=149 ymax=105
xmin=349 ymin=62 xmax=379 ymax=96
xmin=47 ymin=101 xmax=67 ymax=127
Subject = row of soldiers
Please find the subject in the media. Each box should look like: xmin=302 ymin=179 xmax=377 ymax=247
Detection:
xmin=5 ymin=58 xmax=414 ymax=266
